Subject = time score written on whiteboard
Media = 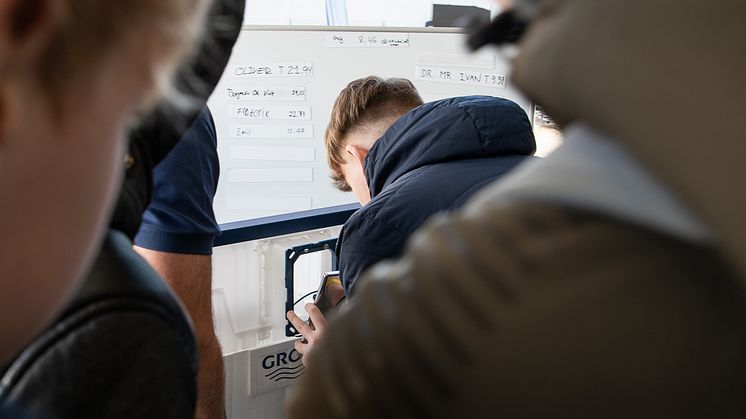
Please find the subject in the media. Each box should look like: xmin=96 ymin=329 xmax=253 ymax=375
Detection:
xmin=416 ymin=66 xmax=507 ymax=88
xmin=225 ymin=87 xmax=307 ymax=101
xmin=229 ymin=104 xmax=312 ymax=121
xmin=230 ymin=124 xmax=314 ymax=139
xmin=230 ymin=63 xmax=314 ymax=78
xmin=325 ymin=32 xmax=410 ymax=48
xmin=325 ymin=32 xmax=409 ymax=48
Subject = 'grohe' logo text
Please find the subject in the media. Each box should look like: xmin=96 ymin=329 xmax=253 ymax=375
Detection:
xmin=262 ymin=349 xmax=304 ymax=382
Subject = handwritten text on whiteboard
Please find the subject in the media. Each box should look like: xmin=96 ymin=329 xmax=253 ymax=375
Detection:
xmin=325 ymin=32 xmax=410 ymax=48
xmin=225 ymin=87 xmax=307 ymax=101
xmin=231 ymin=63 xmax=313 ymax=78
xmin=230 ymin=124 xmax=314 ymax=139
xmin=229 ymin=105 xmax=312 ymax=121
xmin=416 ymin=66 xmax=507 ymax=88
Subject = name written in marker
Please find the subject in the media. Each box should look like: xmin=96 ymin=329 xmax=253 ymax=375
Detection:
xmin=226 ymin=87 xmax=307 ymax=101
xmin=416 ymin=66 xmax=507 ymax=88
xmin=229 ymin=105 xmax=312 ymax=121
xmin=231 ymin=63 xmax=314 ymax=78
xmin=230 ymin=124 xmax=314 ymax=139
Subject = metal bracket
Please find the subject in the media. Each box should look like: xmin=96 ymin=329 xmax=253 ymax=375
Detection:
xmin=284 ymin=239 xmax=338 ymax=337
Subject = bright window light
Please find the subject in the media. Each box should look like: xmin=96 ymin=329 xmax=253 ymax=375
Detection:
xmin=244 ymin=0 xmax=327 ymax=25
xmin=244 ymin=0 xmax=498 ymax=27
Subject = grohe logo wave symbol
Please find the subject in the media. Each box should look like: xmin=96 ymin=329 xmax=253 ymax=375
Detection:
xmin=262 ymin=349 xmax=304 ymax=382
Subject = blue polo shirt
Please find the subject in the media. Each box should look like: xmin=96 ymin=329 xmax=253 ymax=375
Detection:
xmin=134 ymin=108 xmax=221 ymax=255
xmin=0 ymin=404 xmax=46 ymax=419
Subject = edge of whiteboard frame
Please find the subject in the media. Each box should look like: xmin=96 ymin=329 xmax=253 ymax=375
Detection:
xmin=240 ymin=25 xmax=468 ymax=33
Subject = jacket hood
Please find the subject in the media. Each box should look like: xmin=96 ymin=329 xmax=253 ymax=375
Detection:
xmin=364 ymin=96 xmax=535 ymax=198
xmin=510 ymin=0 xmax=746 ymax=280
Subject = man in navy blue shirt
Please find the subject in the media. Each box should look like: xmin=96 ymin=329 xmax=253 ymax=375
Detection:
xmin=134 ymin=108 xmax=225 ymax=419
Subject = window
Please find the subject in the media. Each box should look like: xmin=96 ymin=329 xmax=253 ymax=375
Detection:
xmin=244 ymin=0 xmax=500 ymax=27
xmin=346 ymin=0 xmax=433 ymax=27
xmin=244 ymin=0 xmax=327 ymax=25
xmin=347 ymin=1 xmax=498 ymax=27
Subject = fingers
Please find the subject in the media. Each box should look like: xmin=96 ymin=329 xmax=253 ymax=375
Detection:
xmin=305 ymin=303 xmax=328 ymax=332
xmin=289 ymin=305 xmax=329 ymax=369
xmin=295 ymin=340 xmax=311 ymax=368
xmin=287 ymin=310 xmax=312 ymax=336
xmin=294 ymin=339 xmax=308 ymax=354
xmin=295 ymin=338 xmax=312 ymax=367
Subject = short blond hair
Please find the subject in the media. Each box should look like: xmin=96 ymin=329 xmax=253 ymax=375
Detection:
xmin=325 ymin=76 xmax=423 ymax=191
xmin=36 ymin=0 xmax=211 ymax=107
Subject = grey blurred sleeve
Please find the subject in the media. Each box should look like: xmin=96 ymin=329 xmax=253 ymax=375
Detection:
xmin=288 ymin=204 xmax=746 ymax=418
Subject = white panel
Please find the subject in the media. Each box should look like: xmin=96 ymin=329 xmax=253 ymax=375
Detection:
xmin=416 ymin=66 xmax=507 ymax=88
xmin=229 ymin=124 xmax=314 ymax=139
xmin=224 ymin=86 xmax=307 ymax=102
xmin=416 ymin=52 xmax=495 ymax=69
xmin=228 ymin=168 xmax=313 ymax=183
xmin=229 ymin=104 xmax=312 ymax=121
xmin=230 ymin=146 xmax=315 ymax=162
xmin=227 ymin=196 xmax=313 ymax=211
xmin=229 ymin=63 xmax=314 ymax=78
xmin=213 ymin=227 xmax=342 ymax=419
xmin=325 ymin=32 xmax=410 ymax=48
xmin=248 ymin=340 xmax=303 ymax=396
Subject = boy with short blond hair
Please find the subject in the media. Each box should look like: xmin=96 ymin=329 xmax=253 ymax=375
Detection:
xmin=290 ymin=76 xmax=535 ymax=363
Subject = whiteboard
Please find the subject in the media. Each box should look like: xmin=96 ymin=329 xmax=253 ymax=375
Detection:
xmin=207 ymin=26 xmax=532 ymax=224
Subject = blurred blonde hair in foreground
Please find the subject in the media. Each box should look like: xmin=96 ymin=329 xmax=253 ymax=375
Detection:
xmin=0 ymin=0 xmax=214 ymax=365
xmin=32 ymin=0 xmax=212 ymax=108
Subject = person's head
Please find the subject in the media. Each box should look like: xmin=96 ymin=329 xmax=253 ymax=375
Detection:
xmin=0 ymin=0 xmax=211 ymax=363
xmin=325 ymin=76 xmax=423 ymax=205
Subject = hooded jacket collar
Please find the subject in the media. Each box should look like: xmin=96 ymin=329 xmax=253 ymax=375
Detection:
xmin=468 ymin=124 xmax=712 ymax=243
xmin=511 ymin=0 xmax=746 ymax=279
xmin=364 ymin=96 xmax=535 ymax=199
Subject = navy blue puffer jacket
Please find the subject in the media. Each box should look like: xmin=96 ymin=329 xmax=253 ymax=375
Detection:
xmin=337 ymin=95 xmax=536 ymax=296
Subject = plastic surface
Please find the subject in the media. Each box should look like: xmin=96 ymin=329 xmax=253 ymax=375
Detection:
xmin=212 ymin=226 xmax=341 ymax=419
